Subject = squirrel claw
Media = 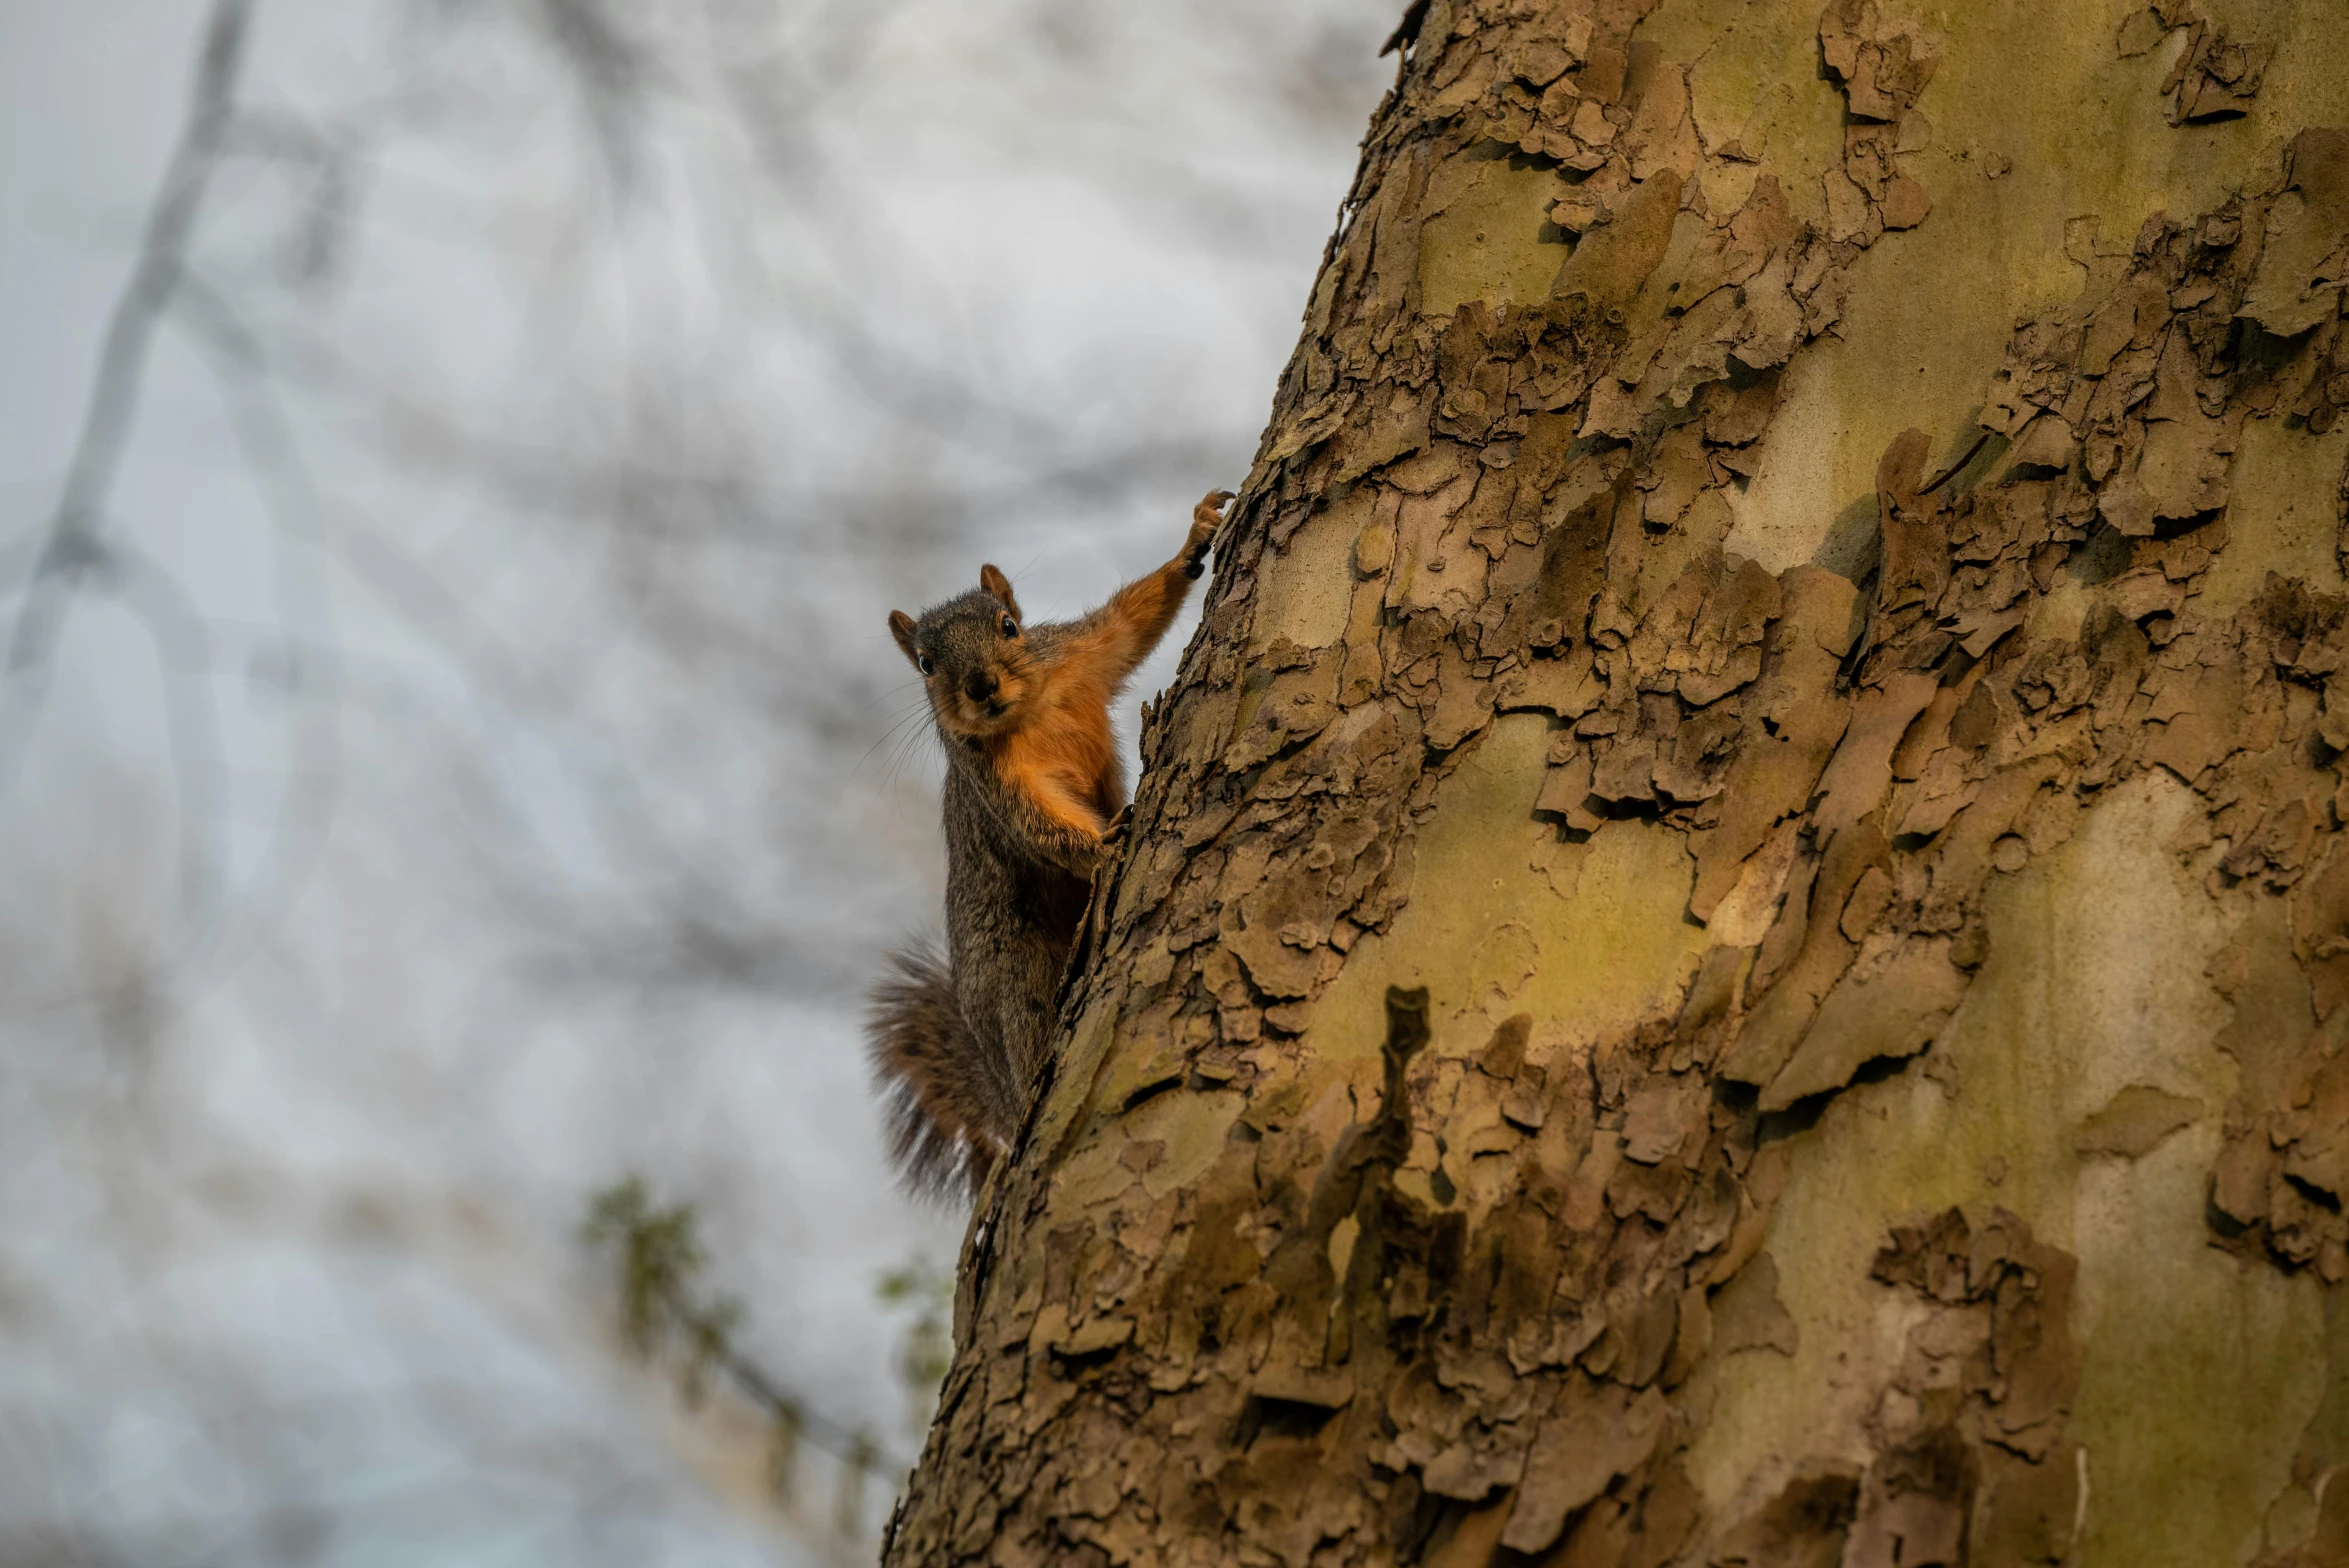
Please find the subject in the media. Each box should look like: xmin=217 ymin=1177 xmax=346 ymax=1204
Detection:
xmin=1185 ymin=489 xmax=1235 ymax=578
xmin=1099 ymin=805 xmax=1133 ymax=851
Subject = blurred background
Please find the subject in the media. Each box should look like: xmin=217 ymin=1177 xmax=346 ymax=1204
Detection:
xmin=0 ymin=2 xmax=1391 ymax=1562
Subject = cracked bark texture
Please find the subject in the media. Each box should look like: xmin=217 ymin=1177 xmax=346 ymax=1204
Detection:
xmin=884 ymin=3 xmax=2349 ymax=1564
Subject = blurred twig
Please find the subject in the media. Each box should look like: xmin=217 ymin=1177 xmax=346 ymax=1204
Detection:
xmin=0 ymin=0 xmax=362 ymax=1022
xmin=875 ymin=1257 xmax=952 ymax=1433
xmin=582 ymin=1176 xmax=912 ymax=1526
xmin=0 ymin=0 xmax=254 ymax=863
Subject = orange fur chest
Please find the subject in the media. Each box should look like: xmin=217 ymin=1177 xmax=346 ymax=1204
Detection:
xmin=985 ymin=668 xmax=1119 ymax=825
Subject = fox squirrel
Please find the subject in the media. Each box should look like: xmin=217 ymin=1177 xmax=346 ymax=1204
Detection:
xmin=868 ymin=490 xmax=1234 ymax=1200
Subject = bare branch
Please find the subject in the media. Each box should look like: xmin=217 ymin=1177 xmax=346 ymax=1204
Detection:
xmin=0 ymin=0 xmax=255 ymax=800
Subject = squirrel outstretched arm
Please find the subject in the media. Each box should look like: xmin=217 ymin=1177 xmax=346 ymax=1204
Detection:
xmin=1061 ymin=489 xmax=1232 ymax=697
xmin=867 ymin=489 xmax=1232 ymax=1201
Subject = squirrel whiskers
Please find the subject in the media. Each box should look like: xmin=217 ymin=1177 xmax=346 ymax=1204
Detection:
xmin=866 ymin=490 xmax=1233 ymax=1202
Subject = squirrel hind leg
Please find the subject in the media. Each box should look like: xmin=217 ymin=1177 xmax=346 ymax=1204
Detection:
xmin=866 ymin=937 xmax=1006 ymax=1204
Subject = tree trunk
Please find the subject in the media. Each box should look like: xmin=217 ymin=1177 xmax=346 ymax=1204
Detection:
xmin=884 ymin=2 xmax=2349 ymax=1563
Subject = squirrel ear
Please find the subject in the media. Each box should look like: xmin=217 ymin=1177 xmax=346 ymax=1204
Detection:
xmin=979 ymin=565 xmax=1021 ymax=620
xmin=888 ymin=609 xmax=920 ymax=665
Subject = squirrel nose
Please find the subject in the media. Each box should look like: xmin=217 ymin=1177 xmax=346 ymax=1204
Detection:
xmin=964 ymin=670 xmax=998 ymax=702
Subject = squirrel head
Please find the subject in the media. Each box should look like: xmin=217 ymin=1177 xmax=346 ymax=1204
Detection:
xmin=889 ymin=564 xmax=1034 ymax=740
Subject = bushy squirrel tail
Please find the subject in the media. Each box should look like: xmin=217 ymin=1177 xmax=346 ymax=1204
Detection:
xmin=866 ymin=937 xmax=1003 ymax=1203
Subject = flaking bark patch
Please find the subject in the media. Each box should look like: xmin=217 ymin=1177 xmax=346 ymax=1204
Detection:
xmin=1842 ymin=1208 xmax=2087 ymax=1566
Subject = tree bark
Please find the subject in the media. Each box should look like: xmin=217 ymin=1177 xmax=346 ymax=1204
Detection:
xmin=885 ymin=2 xmax=2349 ymax=1563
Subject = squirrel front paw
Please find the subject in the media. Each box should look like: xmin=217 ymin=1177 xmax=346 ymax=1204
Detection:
xmin=1184 ymin=489 xmax=1235 ymax=579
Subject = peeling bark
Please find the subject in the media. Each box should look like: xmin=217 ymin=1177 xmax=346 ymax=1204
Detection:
xmin=886 ymin=3 xmax=2349 ymax=1564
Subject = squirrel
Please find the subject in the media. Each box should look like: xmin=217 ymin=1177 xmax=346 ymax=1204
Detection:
xmin=867 ymin=489 xmax=1233 ymax=1201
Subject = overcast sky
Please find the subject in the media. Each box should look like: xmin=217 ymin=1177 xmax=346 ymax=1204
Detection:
xmin=0 ymin=1 xmax=1391 ymax=1562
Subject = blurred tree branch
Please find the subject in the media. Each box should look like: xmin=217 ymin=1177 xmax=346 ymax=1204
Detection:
xmin=0 ymin=0 xmax=253 ymax=893
xmin=583 ymin=1176 xmax=911 ymax=1534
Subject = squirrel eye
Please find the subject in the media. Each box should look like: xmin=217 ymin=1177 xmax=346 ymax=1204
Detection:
xmin=917 ymin=653 xmax=934 ymax=676
xmin=1000 ymin=614 xmax=1018 ymax=638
